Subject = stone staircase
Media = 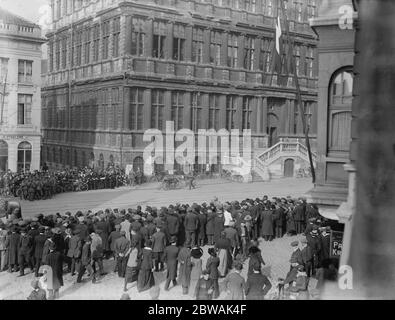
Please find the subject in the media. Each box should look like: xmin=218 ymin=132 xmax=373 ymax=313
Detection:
xmin=252 ymin=138 xmax=317 ymax=181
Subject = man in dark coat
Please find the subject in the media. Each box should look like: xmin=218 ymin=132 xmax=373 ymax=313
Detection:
xmin=284 ymin=241 xmax=303 ymax=286
xmin=151 ymin=227 xmax=167 ymax=272
xmin=213 ymin=211 xmax=225 ymax=244
xmin=197 ymin=211 xmax=207 ymax=247
xmin=300 ymin=237 xmax=313 ymax=277
xmin=163 ymin=236 xmax=179 ymax=291
xmin=115 ymin=231 xmax=131 ymax=277
xmin=293 ymin=201 xmax=306 ymax=234
xmin=205 ymin=209 xmax=215 ymax=245
xmin=260 ymin=208 xmax=274 ymax=241
xmin=166 ymin=210 xmax=180 ymax=241
xmin=33 ymin=227 xmax=47 ymax=277
xmin=223 ymin=224 xmax=239 ymax=256
xmin=320 ymin=227 xmax=331 ymax=266
xmin=245 ymin=265 xmax=272 ymax=300
xmin=184 ymin=208 xmax=198 ymax=247
xmin=77 ymin=237 xmax=93 ymax=283
xmin=8 ymin=227 xmax=20 ymax=272
xmin=205 ymin=248 xmax=220 ymax=299
xmin=306 ymin=228 xmax=322 ymax=275
xmin=46 ymin=242 xmax=63 ymax=299
xmin=177 ymin=244 xmax=192 ymax=295
xmin=18 ymin=228 xmax=34 ymax=276
xmin=273 ymin=203 xmax=285 ymax=238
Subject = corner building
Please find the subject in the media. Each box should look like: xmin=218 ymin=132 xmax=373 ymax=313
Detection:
xmin=42 ymin=0 xmax=319 ymax=175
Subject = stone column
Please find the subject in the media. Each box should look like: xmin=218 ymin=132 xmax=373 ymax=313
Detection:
xmin=184 ymin=91 xmax=192 ymax=129
xmin=124 ymin=15 xmax=133 ymax=55
xmin=251 ymin=96 xmax=258 ymax=133
xmin=262 ymin=96 xmax=268 ymax=134
xmin=123 ymin=87 xmax=130 ymax=130
xmin=145 ymin=18 xmax=153 ymax=58
xmin=201 ymin=93 xmax=209 ymax=129
xmin=219 ymin=94 xmax=227 ymax=129
xmin=164 ymin=90 xmax=172 ymax=123
xmin=143 ymin=88 xmax=152 ymax=129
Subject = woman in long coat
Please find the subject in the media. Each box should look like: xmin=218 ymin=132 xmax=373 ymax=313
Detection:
xmin=260 ymin=208 xmax=274 ymax=241
xmin=137 ymin=240 xmax=155 ymax=292
xmin=205 ymin=210 xmax=215 ymax=245
xmin=189 ymin=246 xmax=203 ymax=298
xmin=215 ymin=232 xmax=232 ymax=277
xmin=46 ymin=242 xmax=63 ymax=300
xmin=7 ymin=227 xmax=20 ymax=271
xmin=177 ymin=245 xmax=192 ymax=295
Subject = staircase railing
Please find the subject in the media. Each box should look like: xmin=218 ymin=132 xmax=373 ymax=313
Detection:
xmin=256 ymin=138 xmax=317 ymax=165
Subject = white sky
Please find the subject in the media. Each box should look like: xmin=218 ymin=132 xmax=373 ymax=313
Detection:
xmin=0 ymin=0 xmax=49 ymax=25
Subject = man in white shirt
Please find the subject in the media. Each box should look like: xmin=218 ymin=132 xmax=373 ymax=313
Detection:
xmin=223 ymin=204 xmax=233 ymax=227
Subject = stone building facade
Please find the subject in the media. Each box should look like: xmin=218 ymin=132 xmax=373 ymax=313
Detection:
xmin=42 ymin=0 xmax=319 ymax=175
xmin=0 ymin=8 xmax=45 ymax=172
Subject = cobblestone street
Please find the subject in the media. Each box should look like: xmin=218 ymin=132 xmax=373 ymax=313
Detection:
xmin=1 ymin=178 xmax=311 ymax=300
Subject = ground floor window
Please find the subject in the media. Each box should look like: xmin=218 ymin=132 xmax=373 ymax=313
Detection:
xmin=0 ymin=140 xmax=8 ymax=172
xmin=17 ymin=141 xmax=32 ymax=172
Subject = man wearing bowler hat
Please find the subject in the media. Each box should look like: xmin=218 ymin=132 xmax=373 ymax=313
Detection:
xmin=163 ymin=236 xmax=179 ymax=291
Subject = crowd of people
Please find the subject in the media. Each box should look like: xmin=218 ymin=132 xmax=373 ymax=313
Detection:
xmin=0 ymin=166 xmax=128 ymax=201
xmin=0 ymin=195 xmax=339 ymax=300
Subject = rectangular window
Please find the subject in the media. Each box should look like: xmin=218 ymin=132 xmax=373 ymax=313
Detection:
xmin=151 ymin=90 xmax=165 ymax=130
xmin=130 ymin=88 xmax=144 ymax=130
xmin=62 ymin=37 xmax=67 ymax=68
xmin=131 ymin=18 xmax=145 ymax=56
xmin=227 ymin=34 xmax=238 ymax=68
xmin=305 ymin=47 xmax=314 ymax=78
xmin=210 ymin=31 xmax=222 ymax=65
xmin=17 ymin=94 xmax=32 ymax=125
xmin=153 ymin=21 xmax=166 ymax=59
xmin=209 ymin=94 xmax=220 ymax=130
xmin=171 ymin=92 xmax=184 ymax=130
xmin=259 ymin=39 xmax=271 ymax=72
xmin=83 ymin=29 xmax=90 ymax=64
xmin=113 ymin=17 xmax=121 ymax=58
xmin=173 ymin=24 xmax=186 ymax=61
xmin=55 ymin=40 xmax=60 ymax=70
xmin=191 ymin=93 xmax=202 ymax=131
xmin=308 ymin=0 xmax=316 ymax=18
xmin=265 ymin=0 xmax=273 ymax=16
xmin=226 ymin=95 xmax=237 ymax=130
xmin=304 ymin=102 xmax=312 ymax=132
xmin=242 ymin=96 xmax=252 ymax=130
xmin=192 ymin=28 xmax=204 ymax=63
xmin=244 ymin=36 xmax=255 ymax=70
xmin=75 ymin=29 xmax=82 ymax=66
xmin=294 ymin=1 xmax=303 ymax=22
xmin=93 ymin=25 xmax=100 ymax=62
xmin=18 ymin=60 xmax=33 ymax=83
xmin=102 ymin=20 xmax=110 ymax=60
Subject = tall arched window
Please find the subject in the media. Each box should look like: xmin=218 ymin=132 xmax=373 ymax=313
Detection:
xmin=17 ymin=141 xmax=32 ymax=172
xmin=328 ymin=68 xmax=353 ymax=155
xmin=0 ymin=140 xmax=8 ymax=172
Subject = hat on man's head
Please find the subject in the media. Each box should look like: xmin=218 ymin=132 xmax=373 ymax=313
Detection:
xmin=244 ymin=215 xmax=252 ymax=222
xmin=291 ymin=241 xmax=299 ymax=247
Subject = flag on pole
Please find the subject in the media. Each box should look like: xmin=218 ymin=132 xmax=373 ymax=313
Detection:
xmin=273 ymin=15 xmax=283 ymax=74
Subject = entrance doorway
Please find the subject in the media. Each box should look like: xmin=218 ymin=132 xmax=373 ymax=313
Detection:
xmin=284 ymin=158 xmax=295 ymax=177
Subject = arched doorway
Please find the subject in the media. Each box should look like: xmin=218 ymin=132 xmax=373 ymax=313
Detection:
xmin=0 ymin=140 xmax=8 ymax=172
xmin=284 ymin=158 xmax=295 ymax=177
xmin=268 ymin=113 xmax=279 ymax=147
xmin=133 ymin=156 xmax=144 ymax=174
xmin=17 ymin=141 xmax=32 ymax=172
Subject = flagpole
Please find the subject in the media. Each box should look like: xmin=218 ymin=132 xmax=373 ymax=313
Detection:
xmin=278 ymin=0 xmax=316 ymax=183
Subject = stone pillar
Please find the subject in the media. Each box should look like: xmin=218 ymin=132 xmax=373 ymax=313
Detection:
xmin=289 ymin=99 xmax=295 ymax=134
xmin=185 ymin=25 xmax=193 ymax=62
xmin=125 ymin=15 xmax=133 ymax=54
xmin=262 ymin=96 xmax=268 ymax=134
xmin=236 ymin=96 xmax=243 ymax=130
xmin=219 ymin=94 xmax=227 ymax=129
xmin=311 ymin=101 xmax=318 ymax=135
xmin=184 ymin=92 xmax=192 ymax=129
xmin=203 ymin=28 xmax=211 ymax=64
xmin=123 ymin=87 xmax=130 ymax=130
xmin=237 ymin=34 xmax=245 ymax=69
xmin=143 ymin=88 xmax=152 ymax=129
xmin=164 ymin=90 xmax=172 ymax=123
xmin=201 ymin=93 xmax=209 ymax=129
xmin=221 ymin=32 xmax=228 ymax=67
xmin=256 ymin=96 xmax=262 ymax=133
xmin=251 ymin=97 xmax=258 ymax=133
xmin=166 ymin=22 xmax=174 ymax=60
xmin=145 ymin=19 xmax=153 ymax=58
